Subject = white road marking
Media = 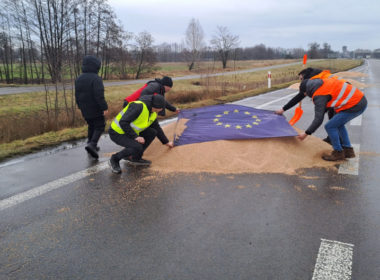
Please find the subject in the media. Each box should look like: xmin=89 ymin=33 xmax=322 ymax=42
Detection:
xmin=256 ymin=92 xmax=298 ymax=109
xmin=312 ymin=239 xmax=354 ymax=280
xmin=0 ymin=162 xmax=108 ymax=211
xmin=338 ymin=144 xmax=360 ymax=176
xmin=350 ymin=115 xmax=362 ymax=126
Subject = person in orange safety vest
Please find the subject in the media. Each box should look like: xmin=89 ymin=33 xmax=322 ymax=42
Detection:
xmin=297 ymin=77 xmax=367 ymax=161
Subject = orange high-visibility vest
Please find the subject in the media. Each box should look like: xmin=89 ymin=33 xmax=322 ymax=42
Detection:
xmin=312 ymin=78 xmax=364 ymax=112
xmin=310 ymin=70 xmax=346 ymax=82
xmin=310 ymin=70 xmax=333 ymax=80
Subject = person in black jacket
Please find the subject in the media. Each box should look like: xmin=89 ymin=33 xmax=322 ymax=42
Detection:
xmin=123 ymin=76 xmax=179 ymax=116
xmin=75 ymin=55 xmax=108 ymax=159
xmin=275 ymin=68 xmax=322 ymax=115
xmin=108 ymin=95 xmax=174 ymax=174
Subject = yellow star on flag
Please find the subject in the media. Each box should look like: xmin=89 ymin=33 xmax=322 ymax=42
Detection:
xmin=253 ymin=122 xmax=259 ymax=125
xmin=216 ymin=122 xmax=223 ymax=126
xmin=252 ymin=115 xmax=257 ymax=118
xmin=244 ymin=111 xmax=251 ymax=115
xmin=213 ymin=118 xmax=219 ymax=122
xmin=224 ymin=111 xmax=229 ymax=115
xmin=215 ymin=114 xmax=222 ymax=117
xmin=235 ymin=125 xmax=242 ymax=129
xmin=246 ymin=124 xmax=252 ymax=128
xmin=234 ymin=109 xmax=239 ymax=113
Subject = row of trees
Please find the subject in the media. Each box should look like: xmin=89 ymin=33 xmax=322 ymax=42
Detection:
xmin=0 ymin=0 xmax=160 ymax=84
xmin=0 ymin=0 xmax=342 ymax=85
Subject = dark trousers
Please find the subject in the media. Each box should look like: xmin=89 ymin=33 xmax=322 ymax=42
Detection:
xmin=109 ymin=127 xmax=157 ymax=161
xmin=85 ymin=116 xmax=106 ymax=146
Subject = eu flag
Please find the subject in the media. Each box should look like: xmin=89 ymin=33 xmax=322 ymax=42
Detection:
xmin=174 ymin=104 xmax=297 ymax=146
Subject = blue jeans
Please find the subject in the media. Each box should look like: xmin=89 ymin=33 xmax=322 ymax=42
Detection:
xmin=324 ymin=104 xmax=367 ymax=151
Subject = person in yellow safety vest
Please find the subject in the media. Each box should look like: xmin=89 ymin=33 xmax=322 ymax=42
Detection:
xmin=108 ymin=94 xmax=174 ymax=173
xmin=297 ymin=77 xmax=367 ymax=161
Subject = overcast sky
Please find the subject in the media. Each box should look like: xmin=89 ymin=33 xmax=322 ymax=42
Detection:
xmin=108 ymin=0 xmax=379 ymax=52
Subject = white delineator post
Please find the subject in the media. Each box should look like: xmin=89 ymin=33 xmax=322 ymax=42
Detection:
xmin=268 ymin=71 xmax=271 ymax=88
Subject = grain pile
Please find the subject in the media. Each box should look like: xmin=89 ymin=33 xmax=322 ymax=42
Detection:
xmin=334 ymin=71 xmax=368 ymax=78
xmin=143 ymin=122 xmax=338 ymax=175
xmin=288 ymin=82 xmax=300 ymax=89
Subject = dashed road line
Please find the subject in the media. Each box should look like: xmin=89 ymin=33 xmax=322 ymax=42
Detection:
xmin=339 ymin=144 xmax=360 ymax=175
xmin=350 ymin=115 xmax=362 ymax=126
xmin=312 ymin=239 xmax=354 ymax=280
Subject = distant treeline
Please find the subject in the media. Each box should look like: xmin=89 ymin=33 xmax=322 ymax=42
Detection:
xmin=0 ymin=0 xmax=347 ymax=85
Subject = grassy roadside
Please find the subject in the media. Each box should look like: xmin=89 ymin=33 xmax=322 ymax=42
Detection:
xmin=0 ymin=59 xmax=363 ymax=162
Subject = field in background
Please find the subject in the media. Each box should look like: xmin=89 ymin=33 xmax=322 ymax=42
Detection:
xmin=0 ymin=59 xmax=363 ymax=161
xmin=153 ymin=59 xmax=299 ymax=77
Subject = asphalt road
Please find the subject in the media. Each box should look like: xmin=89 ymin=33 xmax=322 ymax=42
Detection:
xmin=0 ymin=61 xmax=304 ymax=96
xmin=0 ymin=60 xmax=379 ymax=280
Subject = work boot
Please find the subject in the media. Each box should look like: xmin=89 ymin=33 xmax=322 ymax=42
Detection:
xmin=109 ymin=155 xmax=121 ymax=174
xmin=343 ymin=146 xmax=355 ymax=158
xmin=125 ymin=157 xmax=152 ymax=166
xmin=322 ymin=150 xmax=345 ymax=161
xmin=85 ymin=143 xmax=99 ymax=159
xmin=87 ymin=142 xmax=100 ymax=151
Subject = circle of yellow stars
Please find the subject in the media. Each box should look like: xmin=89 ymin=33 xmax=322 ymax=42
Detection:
xmin=213 ymin=109 xmax=262 ymax=129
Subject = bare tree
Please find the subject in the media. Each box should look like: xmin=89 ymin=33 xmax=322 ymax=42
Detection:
xmin=0 ymin=7 xmax=15 ymax=84
xmin=308 ymin=42 xmax=321 ymax=59
xmin=31 ymin=0 xmax=71 ymax=83
xmin=132 ymin=31 xmax=156 ymax=79
xmin=210 ymin=26 xmax=239 ymax=68
xmin=321 ymin=42 xmax=332 ymax=58
xmin=184 ymin=18 xmax=204 ymax=71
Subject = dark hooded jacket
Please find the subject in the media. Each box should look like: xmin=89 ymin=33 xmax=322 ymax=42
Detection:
xmin=140 ymin=79 xmax=177 ymax=116
xmin=282 ymin=68 xmax=323 ymax=111
xmin=75 ymin=55 xmax=108 ymax=119
xmin=110 ymin=95 xmax=169 ymax=144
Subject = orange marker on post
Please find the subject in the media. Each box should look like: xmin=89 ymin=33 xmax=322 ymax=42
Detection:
xmin=303 ymin=54 xmax=307 ymax=67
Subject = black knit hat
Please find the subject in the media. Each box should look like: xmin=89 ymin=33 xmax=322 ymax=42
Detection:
xmin=161 ymin=76 xmax=173 ymax=87
xmin=152 ymin=94 xmax=166 ymax=109
xmin=298 ymin=67 xmax=322 ymax=79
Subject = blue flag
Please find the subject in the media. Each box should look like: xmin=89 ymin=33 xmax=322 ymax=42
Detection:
xmin=174 ymin=104 xmax=297 ymax=146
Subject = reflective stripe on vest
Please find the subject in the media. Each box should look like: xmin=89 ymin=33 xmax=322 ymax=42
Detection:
xmin=312 ymin=78 xmax=364 ymax=112
xmin=111 ymin=101 xmax=157 ymax=135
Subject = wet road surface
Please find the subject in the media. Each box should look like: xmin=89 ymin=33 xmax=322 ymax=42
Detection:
xmin=0 ymin=60 xmax=379 ymax=279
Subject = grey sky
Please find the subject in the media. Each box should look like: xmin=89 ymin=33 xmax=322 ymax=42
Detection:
xmin=108 ymin=0 xmax=379 ymax=52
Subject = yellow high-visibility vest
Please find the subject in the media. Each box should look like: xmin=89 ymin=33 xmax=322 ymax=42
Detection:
xmin=111 ymin=101 xmax=157 ymax=135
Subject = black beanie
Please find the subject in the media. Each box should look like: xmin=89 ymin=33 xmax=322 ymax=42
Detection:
xmin=152 ymin=94 xmax=166 ymax=109
xmin=161 ymin=76 xmax=173 ymax=87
